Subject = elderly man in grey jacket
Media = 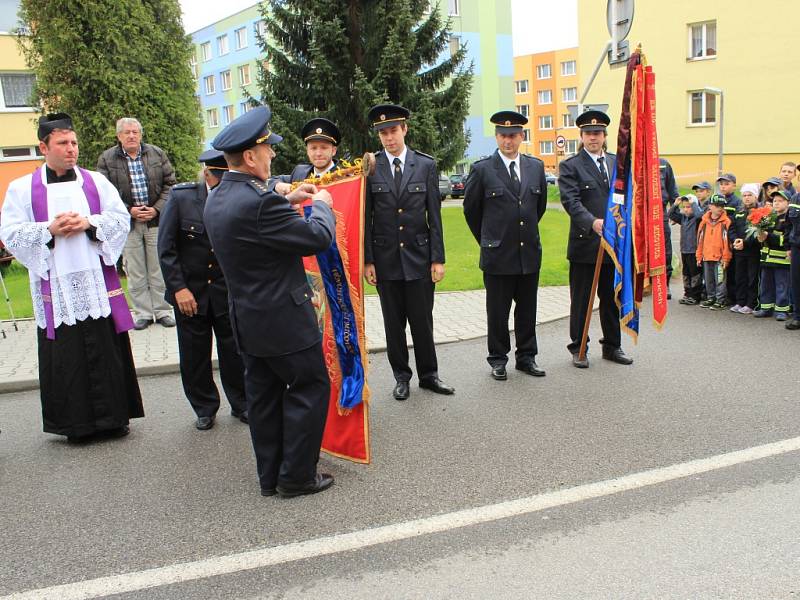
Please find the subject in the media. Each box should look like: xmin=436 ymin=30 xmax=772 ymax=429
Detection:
xmin=98 ymin=117 xmax=176 ymax=329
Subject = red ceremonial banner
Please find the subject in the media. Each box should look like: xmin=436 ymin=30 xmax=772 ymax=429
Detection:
xmin=302 ymin=175 xmax=371 ymax=463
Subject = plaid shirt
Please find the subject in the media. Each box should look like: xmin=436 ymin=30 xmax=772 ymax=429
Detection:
xmin=123 ymin=146 xmax=149 ymax=206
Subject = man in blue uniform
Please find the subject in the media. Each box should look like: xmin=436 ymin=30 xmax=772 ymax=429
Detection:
xmin=558 ymin=110 xmax=633 ymax=369
xmin=204 ymin=105 xmax=337 ymax=498
xmin=659 ymin=157 xmax=679 ymax=297
xmin=157 ymin=150 xmax=247 ymax=431
xmin=463 ymin=110 xmax=547 ymax=381
xmin=276 ymin=118 xmax=341 ymax=190
xmin=364 ymin=104 xmax=454 ymax=401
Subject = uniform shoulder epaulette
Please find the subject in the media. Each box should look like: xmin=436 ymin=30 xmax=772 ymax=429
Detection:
xmin=414 ymin=150 xmax=435 ymax=161
xmin=472 ymin=155 xmax=490 ymax=165
xmin=247 ymin=178 xmax=271 ymax=196
xmin=173 ymin=181 xmax=199 ymax=190
xmin=524 ymin=153 xmax=544 ymax=165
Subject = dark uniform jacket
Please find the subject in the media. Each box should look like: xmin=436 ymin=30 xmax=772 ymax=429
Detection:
xmin=659 ymin=158 xmax=679 ymax=209
xmin=203 ymin=171 xmax=335 ymax=357
xmin=730 ymin=207 xmax=762 ymax=257
xmin=364 ymin=149 xmax=445 ymax=281
xmin=463 ymin=150 xmax=547 ymax=274
xmin=785 ymin=199 xmax=800 ymax=248
xmin=97 ymin=142 xmax=176 ymax=228
xmin=558 ymin=150 xmax=616 ymax=264
xmin=280 ymin=161 xmax=339 ymax=184
xmin=157 ymin=181 xmax=228 ymax=315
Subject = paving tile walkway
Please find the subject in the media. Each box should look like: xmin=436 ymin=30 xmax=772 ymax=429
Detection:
xmin=0 ymin=286 xmax=578 ymax=393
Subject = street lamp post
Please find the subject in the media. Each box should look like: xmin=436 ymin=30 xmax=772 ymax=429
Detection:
xmin=702 ymin=86 xmax=724 ymax=177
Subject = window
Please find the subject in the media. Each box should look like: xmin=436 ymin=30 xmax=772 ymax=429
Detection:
xmin=449 ymin=35 xmax=460 ymax=57
xmin=689 ymin=91 xmax=716 ymax=124
xmin=217 ymin=35 xmax=229 ymax=56
xmin=538 ymin=115 xmax=553 ymax=130
xmin=238 ymin=64 xmax=251 ymax=86
xmin=222 ymin=105 xmax=234 ymax=125
xmin=537 ymin=89 xmax=552 ymax=104
xmin=255 ymin=20 xmax=267 ymax=39
xmin=539 ymin=141 xmax=554 ymax=155
xmin=536 ymin=64 xmax=551 ymax=79
xmin=689 ymin=21 xmax=716 ymax=59
xmin=522 ymin=129 xmax=530 ymax=142
xmin=235 ymin=27 xmax=248 ymax=49
xmin=565 ymin=139 xmax=578 ymax=154
xmin=200 ymin=41 xmax=211 ymax=62
xmin=0 ymin=73 xmax=36 ymax=109
xmin=240 ymin=101 xmax=253 ymax=115
xmin=562 ymin=113 xmax=576 ymax=128
xmin=561 ymin=60 xmax=576 ymax=76
xmin=514 ymin=80 xmax=528 ymax=94
xmin=189 ymin=54 xmax=198 ymax=78
xmin=561 ymin=87 xmax=577 ymax=102
xmin=206 ymin=108 xmax=219 ymax=128
xmin=448 ymin=0 xmax=460 ymax=16
xmin=220 ymin=70 xmax=232 ymax=90
xmin=0 ymin=146 xmax=39 ymax=161
xmin=203 ymin=75 xmax=216 ymax=95
xmin=516 ymin=104 xmax=529 ymax=118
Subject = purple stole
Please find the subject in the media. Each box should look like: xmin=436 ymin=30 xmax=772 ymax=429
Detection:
xmin=30 ymin=167 xmax=134 ymax=340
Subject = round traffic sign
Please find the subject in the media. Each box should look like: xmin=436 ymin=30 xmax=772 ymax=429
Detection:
xmin=555 ymin=135 xmax=566 ymax=149
xmin=607 ymin=0 xmax=634 ymax=41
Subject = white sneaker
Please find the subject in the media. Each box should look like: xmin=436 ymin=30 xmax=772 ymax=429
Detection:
xmin=729 ymin=304 xmax=742 ymax=312
xmin=738 ymin=306 xmax=753 ymax=314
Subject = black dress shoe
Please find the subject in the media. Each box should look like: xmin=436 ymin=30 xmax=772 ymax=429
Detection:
xmin=157 ymin=315 xmax=176 ymax=327
xmin=602 ymin=347 xmax=634 ymax=365
xmin=419 ymin=377 xmax=455 ymax=395
xmin=232 ymin=410 xmax=249 ymax=424
xmin=276 ymin=473 xmax=334 ymax=498
xmin=571 ymin=353 xmax=589 ymax=368
xmin=393 ymin=381 xmax=410 ymax=400
xmin=260 ymin=488 xmax=277 ymax=497
xmin=106 ymin=425 xmax=130 ymax=438
xmin=133 ymin=319 xmax=152 ymax=331
xmin=195 ymin=416 xmax=215 ymax=430
xmin=515 ymin=362 xmax=546 ymax=377
xmin=786 ymin=318 xmax=800 ymax=330
xmin=491 ymin=365 xmax=507 ymax=380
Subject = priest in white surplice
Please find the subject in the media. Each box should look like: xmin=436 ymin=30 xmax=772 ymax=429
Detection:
xmin=0 ymin=113 xmax=144 ymax=442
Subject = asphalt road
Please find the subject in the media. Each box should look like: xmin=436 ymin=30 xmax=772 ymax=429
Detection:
xmin=1 ymin=303 xmax=799 ymax=599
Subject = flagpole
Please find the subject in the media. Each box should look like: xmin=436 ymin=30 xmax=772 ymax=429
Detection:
xmin=578 ymin=243 xmax=605 ymax=361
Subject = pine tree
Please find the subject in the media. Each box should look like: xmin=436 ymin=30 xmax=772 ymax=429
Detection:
xmin=258 ymin=0 xmax=473 ymax=175
xmin=16 ymin=0 xmax=202 ymax=181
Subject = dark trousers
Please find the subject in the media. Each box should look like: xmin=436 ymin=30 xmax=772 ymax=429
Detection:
xmin=725 ymin=253 xmax=737 ymax=303
xmin=680 ymin=253 xmax=703 ymax=300
xmin=759 ymin=266 xmax=791 ymax=312
xmin=733 ymin=252 xmax=760 ymax=310
xmin=376 ymin=278 xmax=438 ymax=382
xmin=792 ymin=249 xmax=800 ymax=318
xmin=567 ymin=261 xmax=621 ymax=354
xmin=241 ymin=343 xmax=329 ymax=490
xmin=483 ymin=271 xmax=539 ymax=367
xmin=663 ymin=218 xmax=673 ymax=281
xmin=175 ymin=308 xmax=246 ymax=418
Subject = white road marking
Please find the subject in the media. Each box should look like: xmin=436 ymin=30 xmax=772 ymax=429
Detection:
xmin=5 ymin=435 xmax=800 ymax=600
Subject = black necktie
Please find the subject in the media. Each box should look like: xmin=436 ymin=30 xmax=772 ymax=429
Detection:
xmin=509 ymin=160 xmax=521 ymax=197
xmin=597 ymin=156 xmax=609 ymax=187
xmin=393 ymin=157 xmax=403 ymax=194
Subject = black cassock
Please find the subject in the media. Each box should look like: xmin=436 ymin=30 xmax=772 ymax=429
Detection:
xmin=38 ymin=316 xmax=143 ymax=437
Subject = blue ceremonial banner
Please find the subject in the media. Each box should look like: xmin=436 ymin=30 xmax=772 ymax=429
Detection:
xmin=601 ymin=163 xmax=639 ymax=340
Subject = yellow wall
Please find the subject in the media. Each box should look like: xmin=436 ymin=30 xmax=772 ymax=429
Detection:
xmin=577 ymin=0 xmax=799 ymax=184
xmin=0 ymin=36 xmax=27 ymax=70
xmin=0 ymin=33 xmax=41 ymax=207
xmin=514 ymin=48 xmax=580 ymax=172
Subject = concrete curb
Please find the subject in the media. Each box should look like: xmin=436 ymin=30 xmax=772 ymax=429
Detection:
xmin=0 ymin=310 xmax=573 ymax=395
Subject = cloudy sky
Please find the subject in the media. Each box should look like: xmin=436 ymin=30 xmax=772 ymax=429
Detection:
xmin=179 ymin=0 xmax=577 ymax=55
